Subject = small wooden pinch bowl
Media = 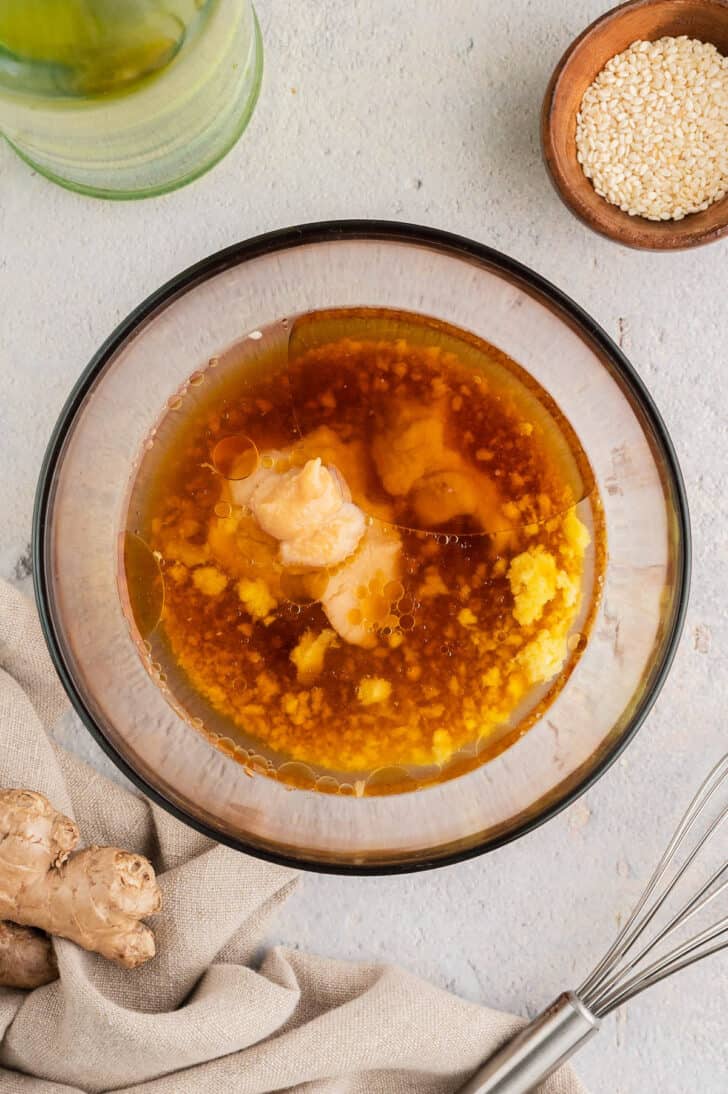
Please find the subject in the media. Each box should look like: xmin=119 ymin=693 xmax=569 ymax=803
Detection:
xmin=542 ymin=0 xmax=728 ymax=250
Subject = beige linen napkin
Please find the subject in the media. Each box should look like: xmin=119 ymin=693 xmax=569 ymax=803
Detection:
xmin=0 ymin=579 xmax=586 ymax=1094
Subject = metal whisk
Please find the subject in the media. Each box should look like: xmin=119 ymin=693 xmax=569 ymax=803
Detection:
xmin=458 ymin=753 xmax=728 ymax=1094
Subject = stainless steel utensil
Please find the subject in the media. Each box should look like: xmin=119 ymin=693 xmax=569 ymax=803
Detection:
xmin=459 ymin=753 xmax=728 ymax=1093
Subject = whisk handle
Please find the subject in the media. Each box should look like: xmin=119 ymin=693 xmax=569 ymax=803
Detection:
xmin=456 ymin=992 xmax=599 ymax=1094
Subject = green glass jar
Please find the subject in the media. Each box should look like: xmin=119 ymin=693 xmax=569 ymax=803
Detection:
xmin=0 ymin=0 xmax=263 ymax=199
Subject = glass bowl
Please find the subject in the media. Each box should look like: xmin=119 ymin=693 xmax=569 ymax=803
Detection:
xmin=33 ymin=222 xmax=690 ymax=873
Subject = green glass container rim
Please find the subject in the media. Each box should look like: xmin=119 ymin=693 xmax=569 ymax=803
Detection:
xmin=2 ymin=7 xmax=264 ymax=201
xmin=32 ymin=220 xmax=691 ymax=875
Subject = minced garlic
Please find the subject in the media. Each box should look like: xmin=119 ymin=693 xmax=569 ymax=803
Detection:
xmin=290 ymin=629 xmax=339 ymax=683
xmin=237 ymin=577 xmax=277 ymax=620
xmin=357 ymin=677 xmax=392 ymax=705
xmin=508 ymin=546 xmax=559 ymax=626
xmin=191 ymin=566 xmax=228 ymax=596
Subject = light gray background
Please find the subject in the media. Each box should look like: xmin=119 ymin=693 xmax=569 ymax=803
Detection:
xmin=1 ymin=2 xmax=726 ymax=1091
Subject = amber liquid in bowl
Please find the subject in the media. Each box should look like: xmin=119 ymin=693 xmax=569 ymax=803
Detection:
xmin=121 ymin=308 xmax=605 ymax=795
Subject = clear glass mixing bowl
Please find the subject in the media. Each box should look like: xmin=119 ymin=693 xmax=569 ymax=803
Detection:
xmin=33 ymin=222 xmax=690 ymax=873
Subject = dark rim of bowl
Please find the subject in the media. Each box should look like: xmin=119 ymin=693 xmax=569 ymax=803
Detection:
xmin=32 ymin=220 xmax=691 ymax=876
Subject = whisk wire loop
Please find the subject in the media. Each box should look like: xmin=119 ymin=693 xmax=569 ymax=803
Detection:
xmin=593 ymin=913 xmax=728 ymax=1014
xmin=456 ymin=754 xmax=728 ymax=1094
xmin=579 ymin=753 xmax=728 ymax=1017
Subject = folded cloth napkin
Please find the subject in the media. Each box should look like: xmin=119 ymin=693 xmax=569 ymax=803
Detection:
xmin=0 ymin=579 xmax=586 ymax=1094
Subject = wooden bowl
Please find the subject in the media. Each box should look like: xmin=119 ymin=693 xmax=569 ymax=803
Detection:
xmin=542 ymin=0 xmax=728 ymax=250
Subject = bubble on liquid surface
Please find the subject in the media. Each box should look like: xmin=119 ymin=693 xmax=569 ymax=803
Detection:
xmin=212 ymin=435 xmax=259 ymax=481
xmin=277 ymin=762 xmax=317 ymax=790
xmin=315 ymin=775 xmax=339 ymax=794
xmin=383 ymin=580 xmax=405 ymax=602
xmin=365 ymin=765 xmax=417 ymax=793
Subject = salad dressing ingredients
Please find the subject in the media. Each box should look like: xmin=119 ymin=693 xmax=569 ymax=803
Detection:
xmin=123 ymin=309 xmax=604 ymax=791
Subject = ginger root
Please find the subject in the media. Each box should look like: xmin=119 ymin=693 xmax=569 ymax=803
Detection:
xmin=0 ymin=789 xmax=161 ymax=988
xmin=0 ymin=921 xmax=57 ymax=989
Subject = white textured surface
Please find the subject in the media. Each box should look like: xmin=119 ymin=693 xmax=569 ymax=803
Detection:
xmin=0 ymin=2 xmax=726 ymax=1091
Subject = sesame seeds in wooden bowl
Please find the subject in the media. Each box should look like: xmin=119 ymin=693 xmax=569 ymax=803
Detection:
xmin=542 ymin=0 xmax=728 ymax=250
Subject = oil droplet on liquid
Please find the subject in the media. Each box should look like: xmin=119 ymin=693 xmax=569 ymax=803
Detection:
xmin=212 ymin=435 xmax=259 ymax=480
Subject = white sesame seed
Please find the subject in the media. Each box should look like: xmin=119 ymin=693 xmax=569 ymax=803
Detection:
xmin=575 ymin=36 xmax=728 ymax=220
